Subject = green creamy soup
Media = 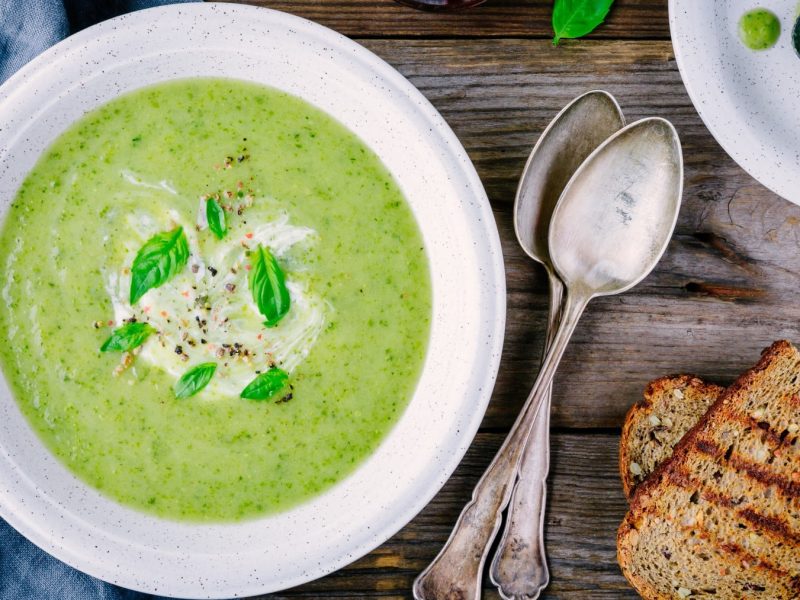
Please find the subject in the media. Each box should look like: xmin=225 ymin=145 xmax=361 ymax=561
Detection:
xmin=0 ymin=79 xmax=431 ymax=521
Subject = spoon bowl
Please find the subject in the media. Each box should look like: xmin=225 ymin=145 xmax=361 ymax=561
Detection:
xmin=514 ymin=90 xmax=625 ymax=264
xmin=550 ymin=117 xmax=683 ymax=297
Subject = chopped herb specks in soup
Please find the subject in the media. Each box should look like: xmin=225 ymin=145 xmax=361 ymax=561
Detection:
xmin=0 ymin=79 xmax=431 ymax=521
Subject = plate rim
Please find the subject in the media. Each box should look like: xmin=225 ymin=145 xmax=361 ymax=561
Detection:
xmin=668 ymin=0 xmax=800 ymax=206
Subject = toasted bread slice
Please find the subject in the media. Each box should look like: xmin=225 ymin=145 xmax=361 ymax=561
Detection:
xmin=617 ymin=341 xmax=800 ymax=599
xmin=620 ymin=375 xmax=724 ymax=498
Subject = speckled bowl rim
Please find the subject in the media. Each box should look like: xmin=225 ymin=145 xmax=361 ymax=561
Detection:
xmin=0 ymin=4 xmax=506 ymax=598
xmin=669 ymin=0 xmax=800 ymax=206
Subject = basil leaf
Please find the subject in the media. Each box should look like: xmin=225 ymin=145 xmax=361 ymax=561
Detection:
xmin=241 ymin=367 xmax=290 ymax=401
xmin=206 ymin=198 xmax=227 ymax=240
xmin=174 ymin=362 xmax=217 ymax=399
xmin=130 ymin=226 xmax=190 ymax=304
xmin=552 ymin=0 xmax=615 ymax=45
xmin=249 ymin=245 xmax=291 ymax=327
xmin=100 ymin=322 xmax=156 ymax=352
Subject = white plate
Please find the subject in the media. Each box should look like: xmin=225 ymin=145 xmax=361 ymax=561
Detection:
xmin=670 ymin=0 xmax=800 ymax=205
xmin=0 ymin=4 xmax=505 ymax=598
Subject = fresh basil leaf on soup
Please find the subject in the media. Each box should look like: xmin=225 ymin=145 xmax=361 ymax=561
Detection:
xmin=174 ymin=362 xmax=217 ymax=399
xmin=249 ymin=245 xmax=291 ymax=327
xmin=206 ymin=197 xmax=227 ymax=240
xmin=241 ymin=367 xmax=290 ymax=401
xmin=130 ymin=226 xmax=190 ymax=304
xmin=100 ymin=322 xmax=156 ymax=352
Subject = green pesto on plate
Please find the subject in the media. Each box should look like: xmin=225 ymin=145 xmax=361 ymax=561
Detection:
xmin=0 ymin=78 xmax=431 ymax=521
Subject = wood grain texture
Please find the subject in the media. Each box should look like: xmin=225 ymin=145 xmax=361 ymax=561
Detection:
xmin=222 ymin=0 xmax=669 ymax=40
xmin=257 ymin=433 xmax=637 ymax=599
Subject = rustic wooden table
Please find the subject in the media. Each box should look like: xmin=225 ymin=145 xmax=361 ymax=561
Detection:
xmin=223 ymin=1 xmax=800 ymax=598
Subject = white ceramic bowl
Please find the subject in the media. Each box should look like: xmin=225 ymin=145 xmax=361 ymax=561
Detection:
xmin=670 ymin=0 xmax=800 ymax=205
xmin=0 ymin=4 xmax=505 ymax=598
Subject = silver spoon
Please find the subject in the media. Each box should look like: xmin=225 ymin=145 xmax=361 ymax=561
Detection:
xmin=414 ymin=117 xmax=682 ymax=600
xmin=412 ymin=90 xmax=624 ymax=600
xmin=490 ymin=91 xmax=625 ymax=600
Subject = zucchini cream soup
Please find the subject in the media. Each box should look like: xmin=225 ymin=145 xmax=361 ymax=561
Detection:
xmin=0 ymin=79 xmax=431 ymax=521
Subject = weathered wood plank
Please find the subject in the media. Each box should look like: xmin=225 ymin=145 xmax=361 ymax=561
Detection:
xmin=354 ymin=39 xmax=800 ymax=429
xmin=226 ymin=0 xmax=669 ymax=40
xmin=259 ymin=433 xmax=637 ymax=598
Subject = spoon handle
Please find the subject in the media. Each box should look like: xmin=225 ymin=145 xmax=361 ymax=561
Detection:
xmin=489 ymin=271 xmax=563 ymax=599
xmin=413 ymin=289 xmax=587 ymax=600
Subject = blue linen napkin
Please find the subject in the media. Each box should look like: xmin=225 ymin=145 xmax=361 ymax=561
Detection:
xmin=0 ymin=4 xmax=203 ymax=599
xmin=0 ymin=523 xmax=161 ymax=600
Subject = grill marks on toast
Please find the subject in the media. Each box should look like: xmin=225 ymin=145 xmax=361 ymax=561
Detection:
xmin=619 ymin=511 xmax=800 ymax=598
xmin=739 ymin=412 xmax=798 ymax=451
xmin=633 ymin=464 xmax=800 ymax=574
xmin=668 ymin=464 xmax=800 ymax=533
xmin=664 ymin=468 xmax=800 ymax=572
xmin=692 ymin=438 xmax=800 ymax=500
xmin=618 ymin=341 xmax=800 ymax=599
xmin=738 ymin=509 xmax=800 ymax=547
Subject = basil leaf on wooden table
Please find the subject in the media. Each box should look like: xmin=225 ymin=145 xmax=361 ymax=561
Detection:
xmin=206 ymin=197 xmax=227 ymax=240
xmin=130 ymin=226 xmax=190 ymax=304
xmin=249 ymin=244 xmax=291 ymax=327
xmin=552 ymin=0 xmax=615 ymax=45
xmin=174 ymin=362 xmax=217 ymax=399
xmin=241 ymin=367 xmax=290 ymax=401
xmin=100 ymin=322 xmax=156 ymax=352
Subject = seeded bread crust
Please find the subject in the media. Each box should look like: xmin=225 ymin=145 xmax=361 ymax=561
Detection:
xmin=620 ymin=375 xmax=724 ymax=498
xmin=617 ymin=341 xmax=800 ymax=600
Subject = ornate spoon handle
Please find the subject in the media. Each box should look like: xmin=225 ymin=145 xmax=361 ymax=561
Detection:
xmin=412 ymin=425 xmax=523 ymax=600
xmin=489 ymin=271 xmax=563 ymax=599
xmin=413 ymin=290 xmax=586 ymax=600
